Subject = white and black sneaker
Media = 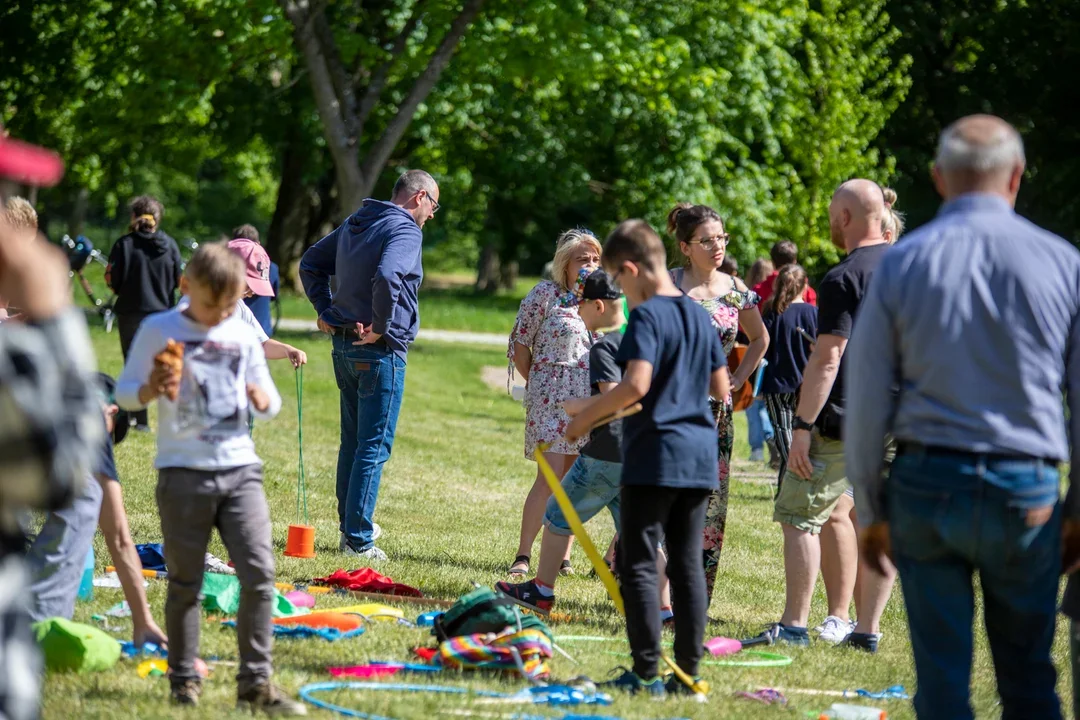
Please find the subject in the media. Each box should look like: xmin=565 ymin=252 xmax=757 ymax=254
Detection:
xmin=343 ymin=544 xmax=388 ymax=562
xmin=815 ymin=615 xmax=855 ymax=644
xmin=339 ymin=523 xmax=382 ymax=551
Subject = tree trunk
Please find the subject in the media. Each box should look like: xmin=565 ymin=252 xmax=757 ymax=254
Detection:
xmin=475 ymin=242 xmax=500 ymax=293
xmin=284 ymin=0 xmax=486 ymax=220
xmin=498 ymin=259 xmax=518 ymax=290
xmin=68 ymin=187 xmax=89 ymax=237
xmin=358 ymin=0 xmax=487 ymax=190
xmin=280 ymin=0 xmax=366 ymax=214
xmin=267 ymin=138 xmax=313 ymax=290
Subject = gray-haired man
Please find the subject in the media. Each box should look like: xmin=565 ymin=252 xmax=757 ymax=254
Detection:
xmin=846 ymin=115 xmax=1076 ymax=720
xmin=300 ymin=170 xmax=439 ymax=560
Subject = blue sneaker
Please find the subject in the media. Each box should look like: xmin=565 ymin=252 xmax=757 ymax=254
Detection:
xmin=600 ymin=668 xmax=666 ymax=697
xmin=838 ymin=631 xmax=881 ymax=653
xmin=749 ymin=623 xmax=810 ymax=647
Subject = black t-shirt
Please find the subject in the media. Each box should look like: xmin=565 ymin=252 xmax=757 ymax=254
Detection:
xmin=581 ymin=332 xmax=623 ymax=463
xmin=816 ymin=243 xmax=889 ymax=436
xmin=616 ymin=294 xmax=726 ymax=489
xmin=761 ymin=303 xmax=818 ymax=395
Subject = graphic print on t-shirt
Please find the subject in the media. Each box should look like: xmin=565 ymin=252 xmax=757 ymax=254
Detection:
xmin=174 ymin=341 xmax=247 ymax=439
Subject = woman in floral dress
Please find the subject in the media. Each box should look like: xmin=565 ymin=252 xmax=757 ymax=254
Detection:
xmin=667 ymin=203 xmax=769 ymax=604
xmin=506 ymin=229 xmax=602 ymax=577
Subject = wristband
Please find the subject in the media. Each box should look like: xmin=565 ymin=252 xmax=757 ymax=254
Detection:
xmin=792 ymin=416 xmax=815 ymax=432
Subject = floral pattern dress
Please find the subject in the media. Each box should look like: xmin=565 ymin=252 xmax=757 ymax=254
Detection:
xmin=672 ymin=269 xmax=760 ymax=602
xmin=508 ymin=281 xmax=594 ymax=459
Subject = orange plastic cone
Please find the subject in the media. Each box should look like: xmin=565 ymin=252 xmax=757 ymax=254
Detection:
xmin=285 ymin=524 xmax=316 ymax=558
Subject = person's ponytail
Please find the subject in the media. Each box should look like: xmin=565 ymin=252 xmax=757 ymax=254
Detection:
xmin=768 ymin=263 xmax=808 ymax=316
xmin=128 ymin=195 xmax=163 ymax=234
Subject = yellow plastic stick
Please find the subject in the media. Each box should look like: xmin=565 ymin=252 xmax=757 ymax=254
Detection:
xmin=535 ymin=444 xmax=624 ymax=616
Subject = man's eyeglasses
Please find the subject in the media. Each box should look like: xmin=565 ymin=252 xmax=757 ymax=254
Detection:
xmin=688 ymin=234 xmax=730 ymax=250
xmin=423 ymin=191 xmax=440 ymax=214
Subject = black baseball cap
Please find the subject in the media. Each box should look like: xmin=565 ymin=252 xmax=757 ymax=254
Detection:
xmin=581 ymin=269 xmax=622 ymax=300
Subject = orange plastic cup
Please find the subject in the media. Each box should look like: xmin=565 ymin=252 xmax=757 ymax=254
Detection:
xmin=285 ymin=524 xmax=316 ymax=558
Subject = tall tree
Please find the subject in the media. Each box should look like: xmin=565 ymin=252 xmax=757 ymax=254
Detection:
xmin=278 ymin=0 xmax=486 ymax=214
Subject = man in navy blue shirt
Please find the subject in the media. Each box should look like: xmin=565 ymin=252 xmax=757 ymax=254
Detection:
xmin=565 ymin=219 xmax=729 ymax=698
xmin=300 ymin=170 xmax=438 ymax=560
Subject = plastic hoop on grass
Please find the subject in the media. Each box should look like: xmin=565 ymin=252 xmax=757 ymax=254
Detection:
xmin=703 ymin=651 xmax=792 ymax=668
xmin=298 ymin=681 xmax=619 ymax=719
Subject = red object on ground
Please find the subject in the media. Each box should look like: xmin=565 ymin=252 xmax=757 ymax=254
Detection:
xmin=313 ymin=568 xmax=423 ymax=598
xmin=413 ymin=647 xmax=438 ymax=662
xmin=329 ymin=665 xmax=402 ymax=679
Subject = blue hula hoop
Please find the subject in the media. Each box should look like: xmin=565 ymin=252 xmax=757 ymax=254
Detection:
xmin=298 ymin=682 xmax=663 ymax=720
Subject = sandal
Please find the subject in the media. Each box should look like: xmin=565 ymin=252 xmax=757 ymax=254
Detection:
xmin=559 ymin=559 xmax=575 ymax=576
xmin=507 ymin=555 xmax=530 ymax=578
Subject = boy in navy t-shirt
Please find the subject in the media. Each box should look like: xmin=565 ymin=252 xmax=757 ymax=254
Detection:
xmin=565 ymin=220 xmax=730 ymax=697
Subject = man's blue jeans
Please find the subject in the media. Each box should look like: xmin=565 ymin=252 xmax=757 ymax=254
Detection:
xmin=746 ymin=398 xmax=774 ymax=451
xmin=888 ymin=450 xmax=1062 ymax=720
xmin=332 ymin=335 xmax=406 ymax=551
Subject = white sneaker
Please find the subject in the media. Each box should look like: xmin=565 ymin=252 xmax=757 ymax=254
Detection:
xmin=343 ymin=545 xmax=388 ymax=562
xmin=204 ymin=553 xmax=236 ymax=575
xmin=816 ymin=615 xmax=855 ymax=644
xmin=749 ymin=448 xmax=765 ymax=463
xmin=340 ymin=523 xmax=382 ymax=551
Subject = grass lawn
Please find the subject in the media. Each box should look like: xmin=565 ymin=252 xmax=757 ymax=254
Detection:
xmin=41 ymin=326 xmax=1073 ymax=719
xmin=71 ymin=261 xmax=530 ymax=335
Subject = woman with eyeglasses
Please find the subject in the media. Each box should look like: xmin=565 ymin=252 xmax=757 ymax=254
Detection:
xmin=667 ymin=203 xmax=769 ymax=604
xmin=505 ymin=229 xmax=602 ymax=579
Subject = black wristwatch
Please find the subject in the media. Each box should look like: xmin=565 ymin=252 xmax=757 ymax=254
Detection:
xmin=792 ymin=416 xmax=815 ymax=432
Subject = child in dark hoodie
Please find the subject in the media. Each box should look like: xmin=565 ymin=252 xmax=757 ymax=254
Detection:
xmin=107 ymin=195 xmax=183 ymax=430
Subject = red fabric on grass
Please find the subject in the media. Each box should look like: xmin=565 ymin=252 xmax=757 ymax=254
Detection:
xmin=313 ymin=568 xmax=423 ymax=597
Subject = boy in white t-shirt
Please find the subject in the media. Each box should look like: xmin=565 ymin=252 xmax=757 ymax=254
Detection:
xmin=117 ymin=243 xmax=305 ymax=715
xmin=177 ymin=238 xmax=307 ymax=369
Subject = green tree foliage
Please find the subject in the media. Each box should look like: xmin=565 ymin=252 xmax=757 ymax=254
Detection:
xmin=419 ymin=0 xmax=909 ymax=279
xmin=2 ymin=0 xmax=911 ymax=283
xmin=879 ymin=0 xmax=1080 ymax=241
xmin=0 ymin=1 xmax=288 ymax=241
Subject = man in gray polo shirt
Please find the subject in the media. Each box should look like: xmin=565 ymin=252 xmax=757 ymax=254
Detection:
xmin=845 ymin=114 xmax=1078 ymax=720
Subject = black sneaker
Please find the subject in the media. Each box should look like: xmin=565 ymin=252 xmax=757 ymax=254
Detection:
xmin=599 ymin=667 xmax=666 ymax=697
xmin=494 ymin=579 xmax=554 ymax=615
xmin=748 ymin=623 xmax=810 ymax=647
xmin=237 ymin=683 xmax=308 ymax=716
xmin=664 ymin=673 xmax=709 ymax=697
xmin=838 ymin=631 xmax=881 ymax=653
xmin=767 ymin=438 xmax=781 ymax=470
xmin=170 ymin=679 xmax=202 ymax=706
